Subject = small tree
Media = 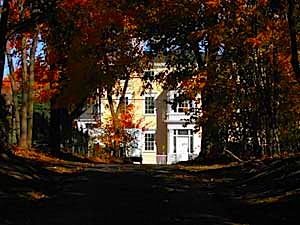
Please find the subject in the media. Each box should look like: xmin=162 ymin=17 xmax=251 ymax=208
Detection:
xmin=100 ymin=103 xmax=147 ymax=158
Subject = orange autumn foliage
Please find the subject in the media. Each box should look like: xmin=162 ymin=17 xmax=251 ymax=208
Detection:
xmin=1 ymin=76 xmax=12 ymax=96
xmin=119 ymin=104 xmax=148 ymax=130
xmin=101 ymin=103 xmax=148 ymax=149
xmin=206 ymin=0 xmax=221 ymax=9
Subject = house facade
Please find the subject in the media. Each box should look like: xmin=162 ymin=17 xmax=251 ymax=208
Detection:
xmin=77 ymin=64 xmax=202 ymax=164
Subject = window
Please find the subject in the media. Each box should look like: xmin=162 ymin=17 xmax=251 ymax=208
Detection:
xmin=143 ymin=70 xmax=154 ymax=80
xmin=145 ymin=96 xmax=155 ymax=114
xmin=177 ymin=100 xmax=191 ymax=113
xmin=145 ymin=133 xmax=155 ymax=151
xmin=125 ymin=96 xmax=129 ymax=106
xmin=172 ymin=93 xmax=193 ymax=113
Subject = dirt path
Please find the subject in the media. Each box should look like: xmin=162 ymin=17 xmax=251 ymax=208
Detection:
xmin=1 ymin=162 xmax=299 ymax=225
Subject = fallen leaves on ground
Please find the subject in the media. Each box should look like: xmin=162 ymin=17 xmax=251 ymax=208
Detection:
xmin=12 ymin=146 xmax=62 ymax=163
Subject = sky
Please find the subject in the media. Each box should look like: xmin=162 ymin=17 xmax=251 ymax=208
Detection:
xmin=3 ymin=41 xmax=45 ymax=78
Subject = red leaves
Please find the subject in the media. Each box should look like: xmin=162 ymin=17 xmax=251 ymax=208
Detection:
xmin=34 ymin=65 xmax=60 ymax=103
xmin=8 ymin=0 xmax=32 ymax=25
xmin=119 ymin=104 xmax=147 ymax=130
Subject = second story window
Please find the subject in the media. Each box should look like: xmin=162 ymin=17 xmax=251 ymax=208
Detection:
xmin=173 ymin=100 xmax=193 ymax=113
xmin=143 ymin=70 xmax=154 ymax=80
xmin=175 ymin=100 xmax=191 ymax=113
xmin=145 ymin=96 xmax=155 ymax=114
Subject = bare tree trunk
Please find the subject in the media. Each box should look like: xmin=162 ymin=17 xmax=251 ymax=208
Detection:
xmin=27 ymin=31 xmax=38 ymax=148
xmin=20 ymin=35 xmax=28 ymax=148
xmin=287 ymin=0 xmax=300 ymax=81
xmin=49 ymin=97 xmax=61 ymax=154
xmin=107 ymin=75 xmax=130 ymax=156
xmin=0 ymin=0 xmax=9 ymax=92
xmin=107 ymin=88 xmax=119 ymax=132
xmin=6 ymin=43 xmax=20 ymax=144
xmin=106 ymin=87 xmax=120 ymax=152
xmin=116 ymin=73 xmax=130 ymax=115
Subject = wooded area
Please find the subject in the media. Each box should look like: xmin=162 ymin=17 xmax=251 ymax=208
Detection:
xmin=1 ymin=0 xmax=300 ymax=162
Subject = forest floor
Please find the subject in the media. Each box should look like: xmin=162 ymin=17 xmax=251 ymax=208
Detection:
xmin=0 ymin=149 xmax=300 ymax=225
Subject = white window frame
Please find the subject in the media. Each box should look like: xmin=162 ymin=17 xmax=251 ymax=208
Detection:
xmin=176 ymin=100 xmax=191 ymax=113
xmin=144 ymin=94 xmax=155 ymax=115
xmin=144 ymin=131 xmax=156 ymax=152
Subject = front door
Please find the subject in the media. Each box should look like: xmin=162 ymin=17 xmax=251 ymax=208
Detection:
xmin=176 ymin=136 xmax=189 ymax=162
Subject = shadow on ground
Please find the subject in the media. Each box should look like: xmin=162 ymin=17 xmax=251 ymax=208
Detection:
xmin=1 ymin=153 xmax=300 ymax=225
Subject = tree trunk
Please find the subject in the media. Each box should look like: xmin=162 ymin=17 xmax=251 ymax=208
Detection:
xmin=60 ymin=107 xmax=73 ymax=149
xmin=107 ymin=88 xmax=119 ymax=132
xmin=49 ymin=97 xmax=61 ymax=154
xmin=6 ymin=43 xmax=20 ymax=144
xmin=287 ymin=0 xmax=300 ymax=81
xmin=19 ymin=35 xmax=28 ymax=148
xmin=199 ymin=37 xmax=220 ymax=158
xmin=116 ymin=73 xmax=130 ymax=115
xmin=107 ymin=75 xmax=130 ymax=156
xmin=0 ymin=0 xmax=9 ymax=92
xmin=27 ymin=31 xmax=38 ymax=148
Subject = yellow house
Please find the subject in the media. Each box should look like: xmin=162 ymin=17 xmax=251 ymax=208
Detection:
xmin=78 ymin=63 xmax=202 ymax=164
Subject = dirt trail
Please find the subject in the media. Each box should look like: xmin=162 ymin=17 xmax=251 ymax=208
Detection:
xmin=1 ymin=161 xmax=299 ymax=225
